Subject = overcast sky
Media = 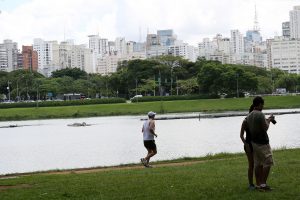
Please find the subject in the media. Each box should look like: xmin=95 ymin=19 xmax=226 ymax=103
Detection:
xmin=0 ymin=0 xmax=297 ymax=46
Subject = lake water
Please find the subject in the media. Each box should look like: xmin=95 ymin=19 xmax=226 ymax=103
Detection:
xmin=0 ymin=109 xmax=300 ymax=175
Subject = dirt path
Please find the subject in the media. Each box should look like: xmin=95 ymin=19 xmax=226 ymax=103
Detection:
xmin=1 ymin=158 xmax=234 ymax=179
xmin=48 ymin=160 xmax=212 ymax=175
xmin=0 ymin=184 xmax=32 ymax=191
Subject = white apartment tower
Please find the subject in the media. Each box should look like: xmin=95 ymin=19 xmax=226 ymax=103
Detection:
xmin=33 ymin=38 xmax=60 ymax=76
xmin=115 ymin=37 xmax=127 ymax=56
xmin=230 ymin=30 xmax=244 ymax=55
xmin=88 ymin=35 xmax=108 ymax=56
xmin=59 ymin=41 xmax=94 ymax=73
xmin=290 ymin=6 xmax=300 ymax=39
xmin=169 ymin=41 xmax=197 ymax=62
xmin=271 ymin=37 xmax=300 ymax=74
xmin=230 ymin=30 xmax=245 ymax=63
xmin=0 ymin=40 xmax=18 ymax=72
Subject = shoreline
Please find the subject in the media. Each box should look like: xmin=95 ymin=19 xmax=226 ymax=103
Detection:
xmin=143 ymin=110 xmax=300 ymax=120
xmin=0 ymin=148 xmax=297 ymax=178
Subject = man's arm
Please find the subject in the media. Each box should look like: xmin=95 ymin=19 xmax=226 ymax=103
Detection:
xmin=149 ymin=120 xmax=157 ymax=137
xmin=240 ymin=119 xmax=247 ymax=144
xmin=261 ymin=113 xmax=271 ymax=131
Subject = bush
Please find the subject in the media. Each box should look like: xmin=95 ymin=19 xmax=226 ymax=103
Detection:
xmin=131 ymin=94 xmax=219 ymax=102
xmin=0 ymin=98 xmax=126 ymax=109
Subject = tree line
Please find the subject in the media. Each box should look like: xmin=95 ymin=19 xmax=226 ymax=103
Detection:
xmin=0 ymin=56 xmax=299 ymax=101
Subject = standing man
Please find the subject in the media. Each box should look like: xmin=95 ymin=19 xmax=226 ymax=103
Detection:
xmin=246 ymin=96 xmax=275 ymax=191
xmin=240 ymin=104 xmax=255 ymax=190
xmin=141 ymin=111 xmax=157 ymax=168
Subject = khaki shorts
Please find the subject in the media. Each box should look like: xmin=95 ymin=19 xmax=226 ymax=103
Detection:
xmin=251 ymin=142 xmax=274 ymax=167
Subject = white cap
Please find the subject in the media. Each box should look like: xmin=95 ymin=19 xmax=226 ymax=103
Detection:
xmin=148 ymin=111 xmax=156 ymax=117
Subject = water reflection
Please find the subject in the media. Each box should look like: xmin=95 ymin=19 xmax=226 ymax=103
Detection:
xmin=0 ymin=109 xmax=299 ymax=175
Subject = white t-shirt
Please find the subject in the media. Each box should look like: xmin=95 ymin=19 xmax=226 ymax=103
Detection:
xmin=142 ymin=119 xmax=155 ymax=141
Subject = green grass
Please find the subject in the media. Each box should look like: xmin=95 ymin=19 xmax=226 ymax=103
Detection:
xmin=0 ymin=148 xmax=299 ymax=200
xmin=0 ymin=95 xmax=300 ymax=121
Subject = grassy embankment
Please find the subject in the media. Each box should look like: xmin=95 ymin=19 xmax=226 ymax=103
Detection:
xmin=0 ymin=95 xmax=300 ymax=121
xmin=0 ymin=148 xmax=299 ymax=200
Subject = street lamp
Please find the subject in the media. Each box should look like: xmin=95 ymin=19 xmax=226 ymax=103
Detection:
xmin=7 ymin=81 xmax=11 ymax=102
xmin=170 ymin=60 xmax=179 ymax=96
xmin=236 ymin=73 xmax=239 ymax=98
xmin=135 ymin=78 xmax=138 ymax=96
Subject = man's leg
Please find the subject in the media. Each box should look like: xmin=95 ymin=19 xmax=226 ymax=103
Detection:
xmin=255 ymin=165 xmax=263 ymax=186
xmin=145 ymin=148 xmax=157 ymax=164
xmin=262 ymin=166 xmax=271 ymax=185
xmin=245 ymin=145 xmax=254 ymax=186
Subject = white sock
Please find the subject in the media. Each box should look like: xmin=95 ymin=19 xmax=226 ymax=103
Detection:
xmin=260 ymin=184 xmax=266 ymax=187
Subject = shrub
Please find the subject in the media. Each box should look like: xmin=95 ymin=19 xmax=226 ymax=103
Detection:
xmin=0 ymin=98 xmax=126 ymax=109
xmin=131 ymin=94 xmax=219 ymax=102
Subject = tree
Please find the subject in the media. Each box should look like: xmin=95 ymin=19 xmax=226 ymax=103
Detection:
xmin=197 ymin=62 xmax=224 ymax=94
xmin=257 ymin=76 xmax=273 ymax=94
xmin=177 ymin=78 xmax=199 ymax=95
xmin=51 ymin=68 xmax=87 ymax=80
xmin=275 ymin=74 xmax=298 ymax=92
xmin=138 ymin=79 xmax=156 ymax=96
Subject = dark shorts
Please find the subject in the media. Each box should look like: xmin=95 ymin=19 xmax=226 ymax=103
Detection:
xmin=144 ymin=140 xmax=156 ymax=151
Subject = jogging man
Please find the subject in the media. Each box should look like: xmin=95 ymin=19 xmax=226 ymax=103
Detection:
xmin=246 ymin=96 xmax=275 ymax=191
xmin=141 ymin=111 xmax=157 ymax=168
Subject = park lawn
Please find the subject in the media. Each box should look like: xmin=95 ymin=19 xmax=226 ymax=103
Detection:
xmin=0 ymin=95 xmax=300 ymax=121
xmin=0 ymin=148 xmax=299 ymax=200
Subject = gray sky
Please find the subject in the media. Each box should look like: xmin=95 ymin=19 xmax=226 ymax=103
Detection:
xmin=0 ymin=0 xmax=297 ymax=46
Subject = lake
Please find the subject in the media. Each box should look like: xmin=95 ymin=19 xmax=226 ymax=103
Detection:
xmin=0 ymin=109 xmax=299 ymax=175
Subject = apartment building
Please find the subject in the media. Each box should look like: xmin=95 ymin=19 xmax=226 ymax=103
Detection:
xmin=0 ymin=40 xmax=18 ymax=72
xmin=290 ymin=6 xmax=300 ymax=39
xmin=22 ymin=46 xmax=38 ymax=72
xmin=169 ymin=41 xmax=197 ymax=62
xmin=271 ymin=36 xmax=300 ymax=74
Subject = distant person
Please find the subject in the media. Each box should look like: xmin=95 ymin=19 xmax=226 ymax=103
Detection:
xmin=240 ymin=104 xmax=255 ymax=190
xmin=141 ymin=111 xmax=157 ymax=168
xmin=246 ymin=96 xmax=275 ymax=191
xmin=67 ymin=122 xmax=87 ymax=127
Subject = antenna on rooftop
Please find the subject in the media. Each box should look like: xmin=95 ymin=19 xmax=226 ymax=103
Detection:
xmin=139 ymin=26 xmax=142 ymax=43
xmin=253 ymin=4 xmax=260 ymax=31
xmin=63 ymin=22 xmax=66 ymax=42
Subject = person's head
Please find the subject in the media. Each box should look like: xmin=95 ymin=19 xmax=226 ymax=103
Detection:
xmin=148 ymin=111 xmax=156 ymax=119
xmin=252 ymin=96 xmax=264 ymax=111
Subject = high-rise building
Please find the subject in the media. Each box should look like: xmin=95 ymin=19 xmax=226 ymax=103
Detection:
xmin=231 ymin=30 xmax=244 ymax=55
xmin=58 ymin=41 xmax=94 ymax=73
xmin=33 ymin=38 xmax=60 ymax=76
xmin=157 ymin=29 xmax=176 ymax=47
xmin=146 ymin=33 xmax=168 ymax=58
xmin=0 ymin=40 xmax=18 ymax=72
xmin=244 ymin=30 xmax=262 ymax=52
xmin=169 ymin=41 xmax=197 ymax=62
xmin=146 ymin=34 xmax=159 ymax=48
xmin=34 ymin=38 xmax=94 ymax=76
xmin=115 ymin=37 xmax=126 ymax=56
xmin=290 ymin=6 xmax=300 ymax=39
xmin=271 ymin=36 xmax=300 ymax=74
xmin=197 ymin=35 xmax=231 ymax=64
xmin=0 ymin=44 xmax=8 ymax=71
xmin=22 ymin=46 xmax=38 ymax=72
xmin=230 ymin=30 xmax=245 ymax=63
xmin=88 ymin=35 xmax=108 ymax=56
xmin=17 ymin=52 xmax=23 ymax=69
xmin=282 ymin=21 xmax=291 ymax=38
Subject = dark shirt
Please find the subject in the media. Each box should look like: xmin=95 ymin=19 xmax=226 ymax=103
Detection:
xmin=246 ymin=110 xmax=269 ymax=145
xmin=245 ymin=127 xmax=252 ymax=144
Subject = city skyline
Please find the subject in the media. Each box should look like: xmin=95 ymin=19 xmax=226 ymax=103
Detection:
xmin=0 ymin=0 xmax=297 ymax=46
